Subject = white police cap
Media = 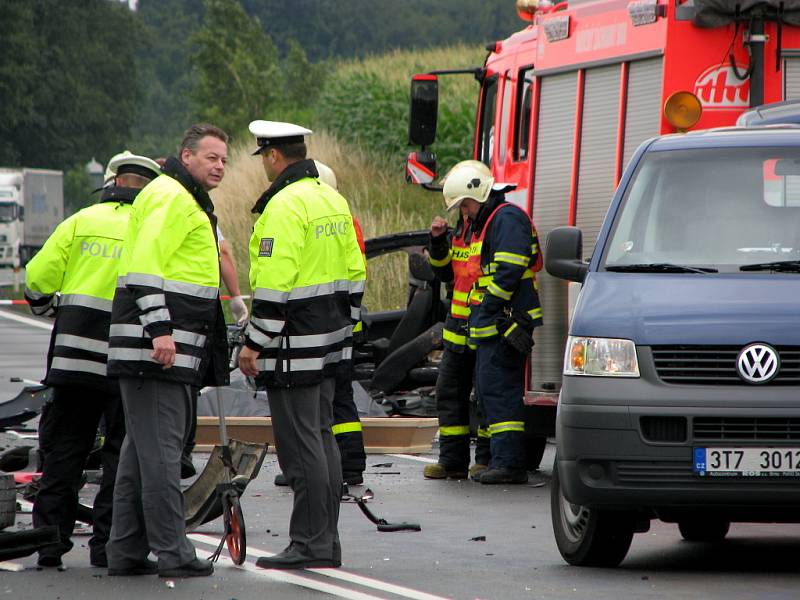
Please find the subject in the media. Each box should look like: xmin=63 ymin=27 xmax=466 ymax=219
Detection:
xmin=106 ymin=151 xmax=161 ymax=183
xmin=249 ymin=120 xmax=313 ymax=155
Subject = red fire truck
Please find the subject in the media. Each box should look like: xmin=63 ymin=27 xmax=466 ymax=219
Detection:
xmin=406 ymin=0 xmax=800 ymax=417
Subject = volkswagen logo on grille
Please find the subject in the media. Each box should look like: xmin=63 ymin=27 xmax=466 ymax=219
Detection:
xmin=736 ymin=343 xmax=780 ymax=384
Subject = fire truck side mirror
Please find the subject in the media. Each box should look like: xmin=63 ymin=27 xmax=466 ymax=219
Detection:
xmin=405 ymin=151 xmax=437 ymax=186
xmin=409 ymin=75 xmax=439 ymax=147
xmin=546 ymin=226 xmax=588 ymax=283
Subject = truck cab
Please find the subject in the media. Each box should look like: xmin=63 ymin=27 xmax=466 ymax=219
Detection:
xmin=546 ymin=125 xmax=800 ymax=567
xmin=0 ymin=173 xmax=24 ymax=268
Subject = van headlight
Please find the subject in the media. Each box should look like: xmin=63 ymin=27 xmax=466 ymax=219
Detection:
xmin=564 ymin=336 xmax=640 ymax=377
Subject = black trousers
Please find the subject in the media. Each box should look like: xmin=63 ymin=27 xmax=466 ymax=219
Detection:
xmin=33 ymin=383 xmax=124 ymax=562
xmin=269 ymin=378 xmax=342 ymax=560
xmin=332 ymin=361 xmax=366 ymax=475
xmin=435 ymin=346 xmax=490 ymax=470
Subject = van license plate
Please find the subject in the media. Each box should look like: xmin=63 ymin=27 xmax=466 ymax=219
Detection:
xmin=694 ymin=447 xmax=800 ymax=476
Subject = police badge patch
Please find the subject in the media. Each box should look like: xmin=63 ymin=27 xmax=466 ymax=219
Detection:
xmin=259 ymin=237 xmax=274 ymax=257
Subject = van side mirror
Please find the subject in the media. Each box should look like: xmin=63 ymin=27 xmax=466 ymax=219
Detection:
xmin=546 ymin=226 xmax=588 ymax=283
xmin=409 ymin=75 xmax=438 ymax=147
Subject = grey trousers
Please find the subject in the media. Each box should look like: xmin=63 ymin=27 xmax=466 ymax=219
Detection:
xmin=106 ymin=378 xmax=196 ymax=569
xmin=269 ymin=378 xmax=342 ymax=561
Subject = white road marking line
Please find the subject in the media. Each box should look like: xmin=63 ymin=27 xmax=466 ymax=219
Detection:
xmin=0 ymin=309 xmax=53 ymax=331
xmin=192 ymin=544 xmax=389 ymax=600
xmin=387 ymin=453 xmax=438 ymax=463
xmin=191 ymin=533 xmax=452 ymax=600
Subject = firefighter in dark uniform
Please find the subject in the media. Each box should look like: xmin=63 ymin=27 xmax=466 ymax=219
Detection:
xmin=25 ymin=152 xmax=161 ymax=569
xmin=239 ymin=120 xmax=366 ymax=570
xmin=444 ymin=161 xmax=543 ymax=485
xmin=424 ymin=162 xmax=492 ymax=480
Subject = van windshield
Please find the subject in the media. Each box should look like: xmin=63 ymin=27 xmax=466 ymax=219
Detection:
xmin=603 ymin=147 xmax=800 ymax=272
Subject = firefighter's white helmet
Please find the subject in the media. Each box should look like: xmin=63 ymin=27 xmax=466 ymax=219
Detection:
xmin=314 ymin=160 xmax=338 ymax=191
xmin=442 ymin=160 xmax=494 ymax=211
xmin=104 ymin=151 xmax=161 ymax=184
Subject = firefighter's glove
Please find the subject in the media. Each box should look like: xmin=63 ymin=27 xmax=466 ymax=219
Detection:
xmin=230 ymin=295 xmax=249 ymax=325
xmin=500 ymin=311 xmax=535 ymax=355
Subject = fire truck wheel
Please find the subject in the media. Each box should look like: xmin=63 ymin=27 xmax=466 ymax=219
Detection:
xmin=677 ymin=518 xmax=729 ymax=542
xmin=550 ymin=459 xmax=634 ymax=567
xmin=0 ymin=473 xmax=16 ymax=530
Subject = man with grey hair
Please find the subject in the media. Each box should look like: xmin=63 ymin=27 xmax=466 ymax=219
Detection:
xmin=106 ymin=124 xmax=230 ymax=578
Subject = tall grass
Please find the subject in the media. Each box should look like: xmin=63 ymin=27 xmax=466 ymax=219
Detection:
xmin=213 ymin=44 xmax=486 ymax=311
xmin=212 ymin=132 xmax=442 ymax=311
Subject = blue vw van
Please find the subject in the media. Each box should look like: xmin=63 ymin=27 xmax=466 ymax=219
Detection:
xmin=546 ymin=126 xmax=800 ymax=566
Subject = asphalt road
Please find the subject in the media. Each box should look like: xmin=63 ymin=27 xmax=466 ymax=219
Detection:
xmin=1 ymin=309 xmax=799 ymax=600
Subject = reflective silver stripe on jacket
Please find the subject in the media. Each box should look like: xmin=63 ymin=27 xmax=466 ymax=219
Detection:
xmin=121 ymin=273 xmax=164 ymax=289
xmin=140 ymin=308 xmax=171 ymax=327
xmin=350 ymin=280 xmax=365 ymax=294
xmin=24 ymin=288 xmax=50 ymax=301
xmin=54 ymin=334 xmax=108 ymax=355
xmin=109 ymin=324 xmax=206 ymax=347
xmin=107 ymin=347 xmax=201 ymax=370
xmin=51 ymin=357 xmax=107 ymax=377
xmin=254 ymin=288 xmax=290 ymax=303
xmin=255 ymin=346 xmax=352 ymax=372
xmin=121 ymin=273 xmax=218 ymax=299
xmin=136 ymin=293 xmax=166 ymax=311
xmin=165 ymin=280 xmax=218 ymax=299
xmin=289 ymin=279 xmax=351 ymax=300
xmin=245 ymin=324 xmax=274 ymax=349
xmin=250 ymin=316 xmax=284 ymax=333
xmin=254 ymin=279 xmax=358 ymax=304
xmin=350 ymin=306 xmax=361 ymax=321
xmin=59 ymin=294 xmax=113 ymax=312
xmin=289 ymin=325 xmax=352 ymax=349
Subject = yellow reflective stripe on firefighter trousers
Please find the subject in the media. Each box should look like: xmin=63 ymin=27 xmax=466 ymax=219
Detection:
xmin=489 ymin=421 xmax=525 ymax=435
xmin=439 ymin=425 xmax=470 ymax=437
xmin=332 ymin=421 xmax=363 ymax=435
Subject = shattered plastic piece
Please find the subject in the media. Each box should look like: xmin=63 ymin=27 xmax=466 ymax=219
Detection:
xmin=469 ymin=536 xmax=486 ymax=542
xmin=165 ymin=580 xmax=175 ymax=588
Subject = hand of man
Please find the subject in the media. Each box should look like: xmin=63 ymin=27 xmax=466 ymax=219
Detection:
xmin=230 ymin=295 xmax=249 ymax=325
xmin=151 ymin=335 xmax=176 ymax=369
xmin=430 ymin=216 xmax=449 ymax=238
xmin=238 ymin=345 xmax=260 ymax=377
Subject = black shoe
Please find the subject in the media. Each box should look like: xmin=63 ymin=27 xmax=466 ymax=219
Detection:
xmin=90 ymin=554 xmax=108 ymax=568
xmin=274 ymin=472 xmax=288 ymax=486
xmin=343 ymin=471 xmax=363 ymax=486
xmin=180 ymin=455 xmax=197 ymax=479
xmin=108 ymin=559 xmax=158 ymax=576
xmin=37 ymin=555 xmax=63 ymax=568
xmin=255 ymin=546 xmax=340 ymax=570
xmin=479 ymin=467 xmax=528 ymax=485
xmin=158 ymin=558 xmax=214 ymax=578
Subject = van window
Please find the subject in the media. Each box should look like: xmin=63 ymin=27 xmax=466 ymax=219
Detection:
xmin=604 ymin=147 xmax=800 ymax=271
xmin=515 ymin=69 xmax=535 ymax=161
xmin=478 ymin=76 xmax=498 ymax=166
xmin=498 ymin=73 xmax=514 ymax=164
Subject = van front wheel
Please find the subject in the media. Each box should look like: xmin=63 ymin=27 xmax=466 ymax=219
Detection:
xmin=550 ymin=461 xmax=634 ymax=567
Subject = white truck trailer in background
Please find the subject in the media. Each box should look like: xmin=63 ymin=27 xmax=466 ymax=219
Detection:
xmin=0 ymin=168 xmax=63 ymax=268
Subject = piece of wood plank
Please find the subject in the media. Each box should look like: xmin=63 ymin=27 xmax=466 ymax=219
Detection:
xmin=195 ymin=416 xmax=438 ymax=454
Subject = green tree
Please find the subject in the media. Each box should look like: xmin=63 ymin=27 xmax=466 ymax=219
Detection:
xmin=189 ymin=0 xmax=281 ymax=138
xmin=284 ymin=38 xmax=327 ymax=108
xmin=129 ymin=0 xmax=203 ymax=158
xmin=0 ymin=0 xmax=141 ymax=171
